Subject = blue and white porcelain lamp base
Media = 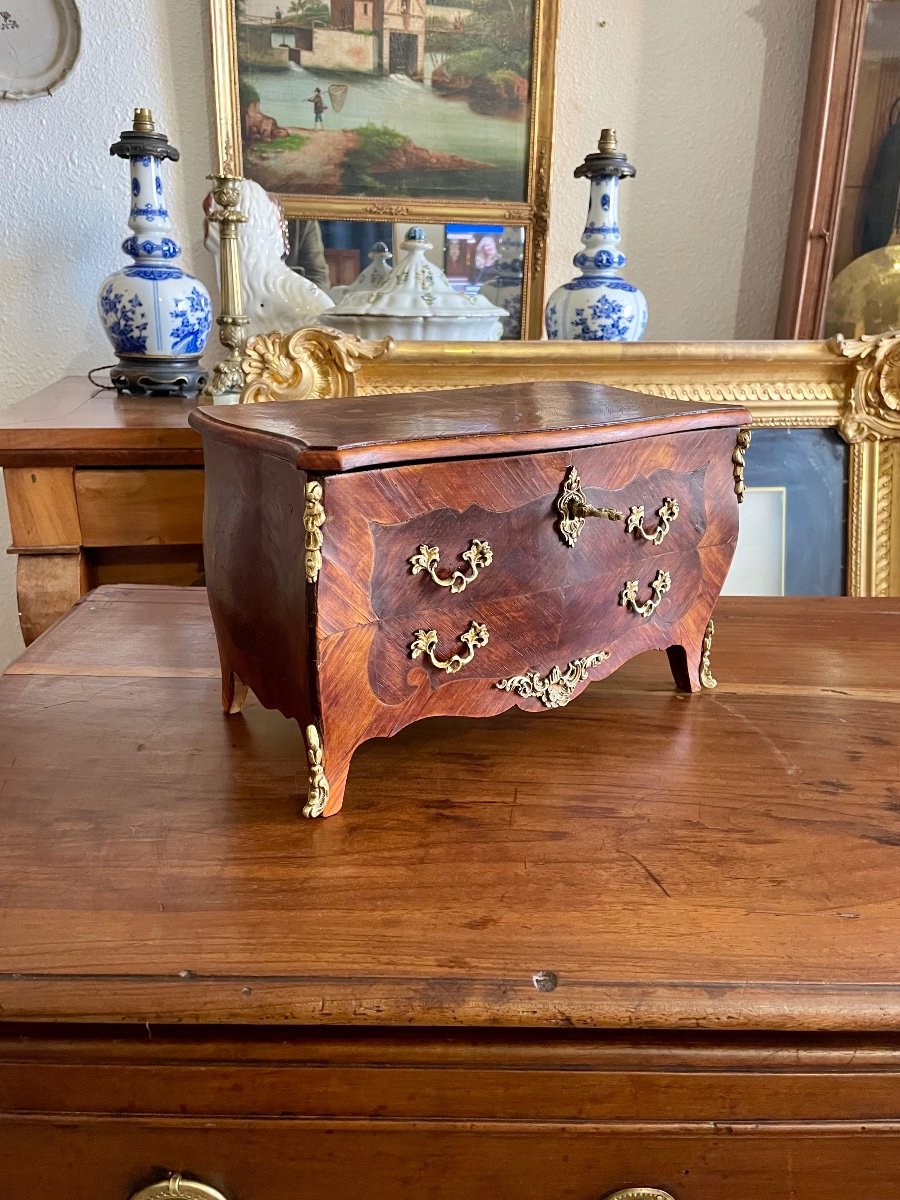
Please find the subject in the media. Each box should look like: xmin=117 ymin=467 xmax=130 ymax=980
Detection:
xmin=98 ymin=108 xmax=212 ymax=397
xmin=545 ymin=128 xmax=647 ymax=342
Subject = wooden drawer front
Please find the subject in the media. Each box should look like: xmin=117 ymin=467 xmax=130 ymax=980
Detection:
xmin=320 ymin=425 xmax=738 ymax=636
xmin=363 ymin=544 xmax=709 ymax=706
xmin=75 ymin=469 xmax=204 ymax=547
xmin=369 ymin=470 xmax=702 ymax=622
xmin=6 ymin=1036 xmax=900 ymax=1198
xmin=4 ymin=1119 xmax=900 ymax=1200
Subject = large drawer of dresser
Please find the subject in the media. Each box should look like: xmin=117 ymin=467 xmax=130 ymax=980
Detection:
xmin=3 ymin=1030 xmax=900 ymax=1199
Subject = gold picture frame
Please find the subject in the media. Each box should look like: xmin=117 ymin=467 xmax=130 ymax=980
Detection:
xmin=238 ymin=327 xmax=900 ymax=597
xmin=208 ymin=0 xmax=560 ymax=338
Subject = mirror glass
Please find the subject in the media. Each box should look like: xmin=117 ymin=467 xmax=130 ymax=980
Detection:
xmin=825 ymin=0 xmax=900 ymax=337
xmin=286 ymin=217 xmax=527 ymax=338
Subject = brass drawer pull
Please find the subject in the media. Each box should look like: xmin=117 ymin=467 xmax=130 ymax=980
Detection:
xmin=409 ymin=538 xmax=493 ymax=593
xmin=620 ymin=569 xmax=671 ymax=617
xmin=410 ymin=620 xmax=489 ymax=674
xmin=130 ymin=1176 xmax=228 ymax=1200
xmin=626 ymin=496 xmax=679 ymax=545
xmin=601 ymin=1191 xmax=676 ymax=1200
xmin=557 ymin=466 xmax=624 ymax=546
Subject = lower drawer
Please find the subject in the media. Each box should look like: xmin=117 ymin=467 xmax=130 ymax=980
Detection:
xmin=3 ymin=1119 xmax=900 ymax=1199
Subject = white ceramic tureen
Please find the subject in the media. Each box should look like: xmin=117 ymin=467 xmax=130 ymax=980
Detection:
xmin=328 ymin=241 xmax=393 ymax=304
xmin=321 ymin=227 xmax=507 ymax=342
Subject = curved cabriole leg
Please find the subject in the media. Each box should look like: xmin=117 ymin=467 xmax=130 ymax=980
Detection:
xmin=666 ymin=643 xmax=700 ymax=693
xmin=667 ymin=618 xmax=718 ymax=694
xmin=221 ymin=662 xmax=249 ymax=715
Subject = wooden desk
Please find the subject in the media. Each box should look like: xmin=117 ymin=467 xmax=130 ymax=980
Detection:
xmin=0 ymin=378 xmax=204 ymax=643
xmin=2 ymin=588 xmax=900 ymax=1197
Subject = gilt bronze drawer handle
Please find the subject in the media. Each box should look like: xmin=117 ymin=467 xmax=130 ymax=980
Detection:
xmin=557 ymin=466 xmax=624 ymax=547
xmin=601 ymin=1190 xmax=676 ymax=1200
xmin=497 ymin=650 xmax=611 ymax=708
xmin=130 ymin=1176 xmax=228 ymax=1200
xmin=620 ymin=569 xmax=672 ymax=617
xmin=409 ymin=538 xmax=493 ymax=593
xmin=410 ymin=621 xmax=489 ymax=674
xmin=626 ymin=496 xmax=680 ymax=545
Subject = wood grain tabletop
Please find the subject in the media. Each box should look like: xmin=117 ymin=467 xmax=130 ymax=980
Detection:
xmin=0 ymin=585 xmax=897 ymax=1030
xmin=0 ymin=378 xmax=202 ymax=466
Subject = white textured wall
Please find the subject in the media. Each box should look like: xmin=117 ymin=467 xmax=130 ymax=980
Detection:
xmin=0 ymin=0 xmax=814 ymax=666
xmin=0 ymin=0 xmax=217 ymax=664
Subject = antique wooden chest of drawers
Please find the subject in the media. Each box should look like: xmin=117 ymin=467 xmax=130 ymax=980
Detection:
xmin=190 ymin=382 xmax=751 ymax=816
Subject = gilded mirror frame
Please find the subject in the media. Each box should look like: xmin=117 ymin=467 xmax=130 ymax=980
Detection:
xmin=238 ymin=327 xmax=900 ymax=597
xmin=208 ymin=0 xmax=560 ymax=338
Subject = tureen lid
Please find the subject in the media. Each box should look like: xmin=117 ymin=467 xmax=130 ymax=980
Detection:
xmin=343 ymin=241 xmax=393 ymax=294
xmin=328 ymin=227 xmax=508 ymax=321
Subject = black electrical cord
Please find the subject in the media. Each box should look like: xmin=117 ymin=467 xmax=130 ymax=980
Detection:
xmin=87 ymin=365 xmax=118 ymax=390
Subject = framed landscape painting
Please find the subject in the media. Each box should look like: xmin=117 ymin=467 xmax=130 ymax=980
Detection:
xmin=209 ymin=0 xmax=559 ymax=334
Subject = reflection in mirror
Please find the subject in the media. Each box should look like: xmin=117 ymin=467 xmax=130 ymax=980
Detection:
xmin=722 ymin=429 xmax=848 ymax=596
xmin=285 ymin=218 xmax=527 ymax=338
xmin=825 ymin=0 xmax=900 ymax=338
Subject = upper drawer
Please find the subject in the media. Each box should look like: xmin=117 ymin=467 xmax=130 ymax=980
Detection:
xmin=319 ymin=426 xmax=740 ymax=633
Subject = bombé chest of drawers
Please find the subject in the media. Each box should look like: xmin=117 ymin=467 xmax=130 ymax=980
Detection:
xmin=190 ymin=382 xmax=751 ymax=816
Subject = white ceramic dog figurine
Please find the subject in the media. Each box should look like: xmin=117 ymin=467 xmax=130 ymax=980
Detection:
xmin=203 ymin=178 xmax=333 ymax=337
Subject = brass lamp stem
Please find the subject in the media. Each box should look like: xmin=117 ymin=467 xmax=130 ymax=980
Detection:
xmin=201 ymin=173 xmax=249 ymax=402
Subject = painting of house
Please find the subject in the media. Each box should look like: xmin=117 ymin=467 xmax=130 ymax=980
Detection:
xmin=380 ymin=0 xmax=426 ymax=79
xmin=331 ymin=1 xmax=375 ymax=34
xmin=235 ymin=0 xmax=537 ymax=204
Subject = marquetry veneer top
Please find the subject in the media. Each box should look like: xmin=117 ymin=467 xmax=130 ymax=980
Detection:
xmin=190 ymin=380 xmax=751 ymax=471
xmin=0 ymin=587 xmax=897 ymax=1031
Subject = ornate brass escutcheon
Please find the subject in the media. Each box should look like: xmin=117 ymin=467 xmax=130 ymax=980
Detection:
xmin=557 ymin=465 xmax=624 ymax=547
xmin=130 ymin=1176 xmax=228 ymax=1200
xmin=620 ymin=569 xmax=672 ymax=617
xmin=625 ymin=496 xmax=680 ymax=545
xmin=410 ymin=620 xmax=489 ymax=674
xmin=409 ymin=538 xmax=493 ymax=594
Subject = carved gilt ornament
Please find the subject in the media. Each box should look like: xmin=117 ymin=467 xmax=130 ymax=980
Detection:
xmin=241 ymin=326 xmax=394 ymax=403
xmin=832 ymin=331 xmax=900 ymax=443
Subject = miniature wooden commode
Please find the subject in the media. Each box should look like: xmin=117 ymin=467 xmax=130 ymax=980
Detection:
xmin=190 ymin=382 xmax=751 ymax=817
